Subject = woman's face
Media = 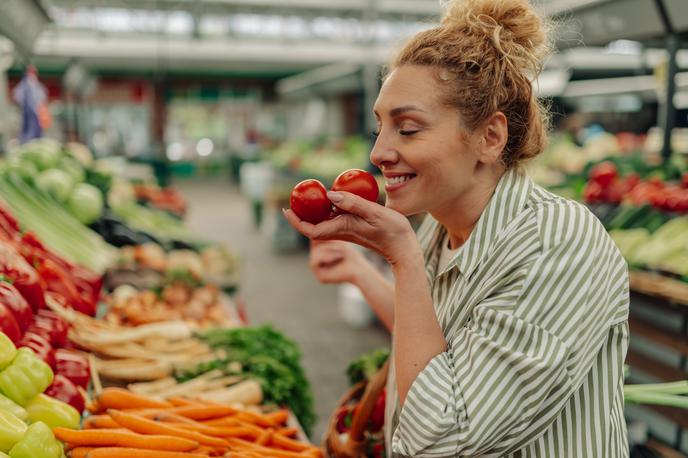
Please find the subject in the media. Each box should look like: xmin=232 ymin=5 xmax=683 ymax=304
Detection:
xmin=371 ymin=65 xmax=484 ymax=217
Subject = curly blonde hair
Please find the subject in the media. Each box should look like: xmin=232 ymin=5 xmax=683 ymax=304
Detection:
xmin=391 ymin=0 xmax=553 ymax=168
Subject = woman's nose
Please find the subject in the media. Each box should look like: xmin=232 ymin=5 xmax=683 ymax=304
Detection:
xmin=370 ymin=136 xmax=398 ymax=169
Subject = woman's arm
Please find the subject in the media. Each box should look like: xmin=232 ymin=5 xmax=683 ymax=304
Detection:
xmin=389 ymin=242 xmax=447 ymax=405
xmin=286 ymin=191 xmax=448 ymax=403
xmin=309 ymin=240 xmax=395 ymax=331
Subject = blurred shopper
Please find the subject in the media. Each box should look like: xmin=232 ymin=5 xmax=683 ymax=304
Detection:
xmin=285 ymin=0 xmax=629 ymax=456
xmin=12 ymin=65 xmax=51 ymax=143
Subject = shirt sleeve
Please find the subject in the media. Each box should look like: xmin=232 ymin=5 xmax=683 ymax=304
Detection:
xmin=392 ymin=203 xmax=629 ymax=457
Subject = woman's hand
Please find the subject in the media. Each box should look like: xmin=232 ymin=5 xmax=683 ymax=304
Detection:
xmin=283 ymin=190 xmax=416 ymax=266
xmin=309 ymin=240 xmax=367 ymax=285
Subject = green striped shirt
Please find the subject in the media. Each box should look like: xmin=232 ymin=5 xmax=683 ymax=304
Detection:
xmin=385 ymin=169 xmax=630 ymax=457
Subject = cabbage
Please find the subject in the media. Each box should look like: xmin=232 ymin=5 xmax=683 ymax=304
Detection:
xmin=59 ymin=156 xmax=85 ymax=184
xmin=4 ymin=159 xmax=38 ymax=182
xmin=20 ymin=139 xmax=62 ymax=171
xmin=35 ymin=169 xmax=74 ymax=202
xmin=67 ymin=183 xmax=103 ymax=225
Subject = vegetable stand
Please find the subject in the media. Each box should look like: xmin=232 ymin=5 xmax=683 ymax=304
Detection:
xmin=0 ymin=141 xmax=320 ymax=457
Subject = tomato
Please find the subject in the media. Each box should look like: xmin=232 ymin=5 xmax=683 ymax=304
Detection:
xmin=290 ymin=179 xmax=332 ymax=224
xmin=0 ymin=303 xmax=21 ymax=344
xmin=588 ymin=161 xmax=617 ymax=188
xmin=583 ymin=181 xmax=604 ymax=204
xmin=331 ymin=169 xmax=379 ymax=203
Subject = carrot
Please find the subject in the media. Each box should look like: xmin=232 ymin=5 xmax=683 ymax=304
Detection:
xmin=269 ymin=433 xmax=311 ymax=452
xmin=225 ymin=439 xmax=312 ymax=458
xmin=276 ymin=427 xmax=298 ymax=438
xmin=108 ymin=410 xmax=230 ymax=448
xmin=67 ymin=447 xmax=95 ymax=458
xmin=235 ymin=412 xmax=274 ymax=428
xmin=82 ymin=415 xmax=120 ymax=429
xmin=202 ymin=417 xmax=240 ymax=427
xmin=166 ymin=423 xmax=256 ymax=439
xmin=53 ymin=428 xmax=198 ymax=451
xmin=255 ymin=429 xmax=273 ymax=446
xmin=264 ymin=410 xmax=289 ymax=426
xmin=83 ymin=448 xmax=207 ymax=458
xmin=167 ymin=405 xmax=237 ymax=420
xmin=152 ymin=411 xmax=199 ymax=425
xmin=96 ymin=388 xmax=173 ymax=411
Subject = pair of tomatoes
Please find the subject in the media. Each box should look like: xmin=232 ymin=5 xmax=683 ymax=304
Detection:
xmin=290 ymin=169 xmax=378 ymax=224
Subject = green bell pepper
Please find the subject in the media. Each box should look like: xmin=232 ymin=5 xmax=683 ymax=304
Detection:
xmin=0 ymin=395 xmax=26 ymax=421
xmin=25 ymin=394 xmax=80 ymax=430
xmin=0 ymin=410 xmax=27 ymax=453
xmin=0 ymin=334 xmax=16 ymax=371
xmin=9 ymin=422 xmax=61 ymax=458
xmin=0 ymin=348 xmax=53 ymax=406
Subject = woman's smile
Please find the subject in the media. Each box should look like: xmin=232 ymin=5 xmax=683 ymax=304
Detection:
xmin=383 ymin=172 xmax=417 ymax=193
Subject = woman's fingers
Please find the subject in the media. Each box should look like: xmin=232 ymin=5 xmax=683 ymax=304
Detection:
xmin=327 ymin=191 xmax=381 ymax=221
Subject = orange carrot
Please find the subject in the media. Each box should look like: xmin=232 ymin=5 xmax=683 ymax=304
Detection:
xmin=255 ymin=429 xmax=273 ymax=446
xmin=108 ymin=410 xmax=230 ymax=448
xmin=82 ymin=415 xmax=120 ymax=429
xmin=235 ymin=412 xmax=274 ymax=428
xmin=264 ymin=410 xmax=289 ymax=426
xmin=166 ymin=405 xmax=237 ymax=420
xmin=83 ymin=448 xmax=207 ymax=458
xmin=225 ymin=438 xmax=312 ymax=458
xmin=276 ymin=427 xmax=298 ymax=438
xmin=96 ymin=388 xmax=173 ymax=411
xmin=202 ymin=417 xmax=240 ymax=427
xmin=269 ymin=433 xmax=311 ymax=452
xmin=152 ymin=411 xmax=199 ymax=425
xmin=165 ymin=423 xmax=255 ymax=439
xmin=53 ymin=428 xmax=198 ymax=451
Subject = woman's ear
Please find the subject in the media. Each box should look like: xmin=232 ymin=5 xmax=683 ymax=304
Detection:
xmin=476 ymin=112 xmax=508 ymax=165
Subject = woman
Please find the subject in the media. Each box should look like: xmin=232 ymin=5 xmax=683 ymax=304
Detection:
xmin=285 ymin=0 xmax=629 ymax=456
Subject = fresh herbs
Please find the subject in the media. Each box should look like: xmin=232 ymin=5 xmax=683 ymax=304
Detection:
xmin=346 ymin=348 xmax=390 ymax=386
xmin=178 ymin=325 xmax=315 ymax=436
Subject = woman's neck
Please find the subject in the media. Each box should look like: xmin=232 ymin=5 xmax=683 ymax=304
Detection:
xmin=431 ymin=167 xmax=503 ymax=250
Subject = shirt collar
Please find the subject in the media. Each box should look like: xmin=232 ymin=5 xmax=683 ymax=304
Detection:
xmin=430 ymin=168 xmax=533 ymax=278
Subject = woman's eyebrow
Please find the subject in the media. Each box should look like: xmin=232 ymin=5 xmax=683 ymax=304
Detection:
xmin=389 ymin=105 xmax=427 ymax=117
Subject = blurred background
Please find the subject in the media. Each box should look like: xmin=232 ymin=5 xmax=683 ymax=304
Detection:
xmin=2 ymin=0 xmax=688 ymax=455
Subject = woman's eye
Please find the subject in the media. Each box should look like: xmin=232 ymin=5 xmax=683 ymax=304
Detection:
xmin=399 ymin=130 xmax=419 ymax=136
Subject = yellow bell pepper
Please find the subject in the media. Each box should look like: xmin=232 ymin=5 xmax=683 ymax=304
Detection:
xmin=0 ymin=410 xmax=27 ymax=453
xmin=0 ymin=334 xmax=16 ymax=371
xmin=25 ymin=394 xmax=80 ymax=430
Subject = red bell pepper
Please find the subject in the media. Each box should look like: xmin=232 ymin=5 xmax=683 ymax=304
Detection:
xmin=18 ymin=331 xmax=56 ymax=369
xmin=0 ymin=281 xmax=33 ymax=332
xmin=20 ymin=233 xmax=102 ymax=301
xmin=0 ymin=241 xmax=46 ymax=311
xmin=55 ymin=350 xmax=90 ymax=390
xmin=0 ymin=205 xmax=21 ymax=240
xmin=588 ymin=161 xmax=618 ymax=188
xmin=369 ymin=388 xmax=386 ymax=432
xmin=34 ymin=310 xmax=68 ymax=347
xmin=34 ymin=259 xmax=96 ymax=317
xmin=0 ymin=302 xmax=21 ymax=344
xmin=45 ymin=374 xmax=85 ymax=413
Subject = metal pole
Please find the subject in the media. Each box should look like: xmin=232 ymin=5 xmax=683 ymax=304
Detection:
xmin=660 ymin=33 xmax=678 ymax=161
xmin=362 ymin=0 xmax=379 ymax=137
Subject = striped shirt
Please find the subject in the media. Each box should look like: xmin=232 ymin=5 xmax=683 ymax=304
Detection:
xmin=384 ymin=169 xmax=630 ymax=457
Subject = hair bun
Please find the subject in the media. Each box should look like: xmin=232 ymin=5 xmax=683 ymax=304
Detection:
xmin=440 ymin=0 xmax=551 ymax=78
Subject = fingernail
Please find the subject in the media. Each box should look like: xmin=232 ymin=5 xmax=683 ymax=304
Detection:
xmin=327 ymin=191 xmax=343 ymax=203
xmin=281 ymin=208 xmax=287 ymax=214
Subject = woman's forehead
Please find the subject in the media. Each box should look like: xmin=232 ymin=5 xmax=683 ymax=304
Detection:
xmin=375 ymin=66 xmax=445 ymax=114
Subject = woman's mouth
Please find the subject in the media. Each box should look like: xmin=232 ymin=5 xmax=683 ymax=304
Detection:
xmin=385 ymin=174 xmax=417 ymax=192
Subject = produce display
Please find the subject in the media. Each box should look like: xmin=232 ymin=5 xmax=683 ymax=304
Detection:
xmin=269 ymin=137 xmax=370 ymax=181
xmin=290 ymin=169 xmax=379 ymax=224
xmin=55 ymin=387 xmax=321 ymax=457
xmin=0 ymin=137 xmax=321 ymax=456
xmin=0 ymin=333 xmax=80 ymax=458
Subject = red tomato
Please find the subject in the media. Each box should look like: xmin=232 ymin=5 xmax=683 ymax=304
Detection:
xmin=0 ymin=303 xmax=21 ymax=344
xmin=588 ymin=161 xmax=618 ymax=188
xmin=290 ymin=179 xmax=332 ymax=224
xmin=331 ymin=169 xmax=379 ymax=203
xmin=0 ymin=281 xmax=33 ymax=332
xmin=583 ymin=181 xmax=604 ymax=204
